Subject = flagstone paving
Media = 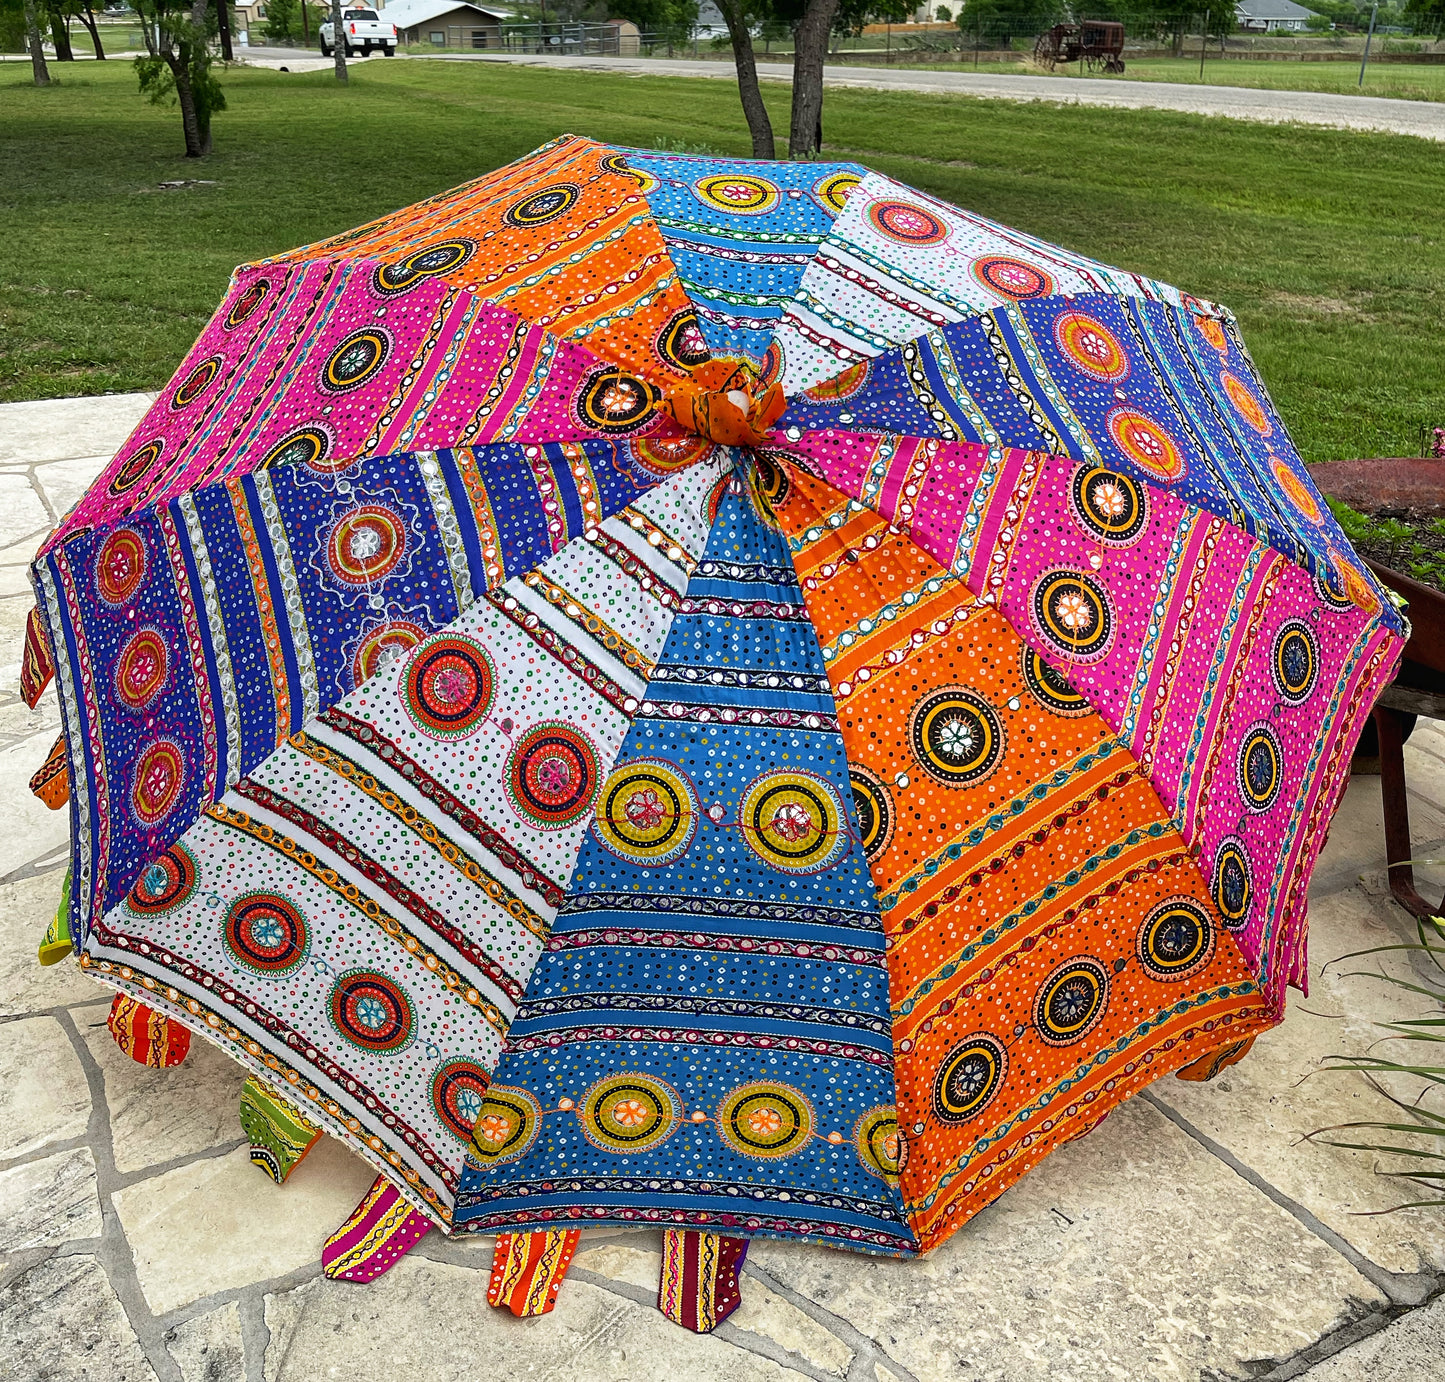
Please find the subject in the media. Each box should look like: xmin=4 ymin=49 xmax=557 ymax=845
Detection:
xmin=0 ymin=394 xmax=1441 ymax=1382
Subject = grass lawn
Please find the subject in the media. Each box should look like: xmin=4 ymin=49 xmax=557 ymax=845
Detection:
xmin=839 ymin=54 xmax=1445 ymax=103
xmin=1 ymin=58 xmax=1441 ymax=462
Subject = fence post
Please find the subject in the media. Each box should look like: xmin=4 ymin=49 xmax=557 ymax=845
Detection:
xmin=1359 ymin=2 xmax=1378 ymax=87
xmin=1200 ymin=8 xmax=1209 ymax=80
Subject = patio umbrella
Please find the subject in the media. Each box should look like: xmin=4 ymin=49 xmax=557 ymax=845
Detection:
xmin=29 ymin=137 xmax=1404 ymax=1319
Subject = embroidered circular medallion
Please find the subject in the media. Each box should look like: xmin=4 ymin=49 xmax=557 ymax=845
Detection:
xmin=717 ymin=1081 xmax=814 ymax=1160
xmin=1071 ymin=465 xmax=1146 ymax=545
xmin=171 ymin=356 xmax=221 ymax=410
xmin=1055 ymin=312 xmax=1129 ymax=382
xmin=326 ymin=504 xmax=407 ymax=587
xmin=224 ymin=892 xmax=309 ymax=977
xmin=469 ymin=1085 xmax=542 ymax=1165
xmin=329 ymin=970 xmax=414 ymax=1054
xmin=867 ymin=199 xmax=949 ymax=245
xmin=1195 ymin=313 xmax=1228 ymax=353
xmin=739 ymin=769 xmax=848 ymax=875
xmin=373 ymin=239 xmax=474 ymax=294
xmin=1212 ymin=838 xmax=1253 ymax=929
xmin=225 ymin=277 xmax=270 ymax=329
xmin=1034 ymin=958 xmax=1110 ymax=1047
xmin=1137 ymin=898 xmax=1216 ymax=981
xmin=352 ymin=620 xmax=427 ymax=686
xmin=849 ymin=763 xmax=895 ymax=863
xmin=814 ymin=171 xmax=861 ymax=214
xmin=573 ymin=368 xmax=662 ymax=435
xmin=1105 ymin=408 xmax=1186 ymax=482
xmin=131 ymin=739 xmax=185 ymax=827
xmin=126 ymin=845 xmax=197 ymax=916
xmin=804 ymin=359 xmax=870 ymax=404
xmin=261 ymin=425 xmax=333 ymax=472
xmin=933 ymin=1033 xmax=1007 ymax=1123
xmin=506 ymin=723 xmax=600 ymax=830
xmin=431 ymin=1058 xmax=489 ymax=1143
xmin=694 ymin=173 xmax=780 ymax=217
xmin=321 ymin=327 xmax=390 ymax=394
xmin=96 ymin=528 xmax=148 ymax=606
xmin=601 ymin=152 xmax=657 ymax=193
xmin=971 ymin=256 xmax=1055 ymax=300
xmin=910 ymin=686 xmax=1004 ymax=788
xmin=1221 ymin=370 xmax=1272 ymax=436
xmin=1271 ymin=455 xmax=1323 ymax=523
xmin=1273 ymin=620 xmax=1318 ymax=704
xmin=1238 ymin=723 xmax=1283 ymax=812
xmin=1314 ymin=555 xmax=1354 ymax=614
xmin=108 ymin=439 xmax=164 ymax=497
xmin=503 ymin=183 xmax=581 ymax=228
xmin=114 ymin=627 xmax=169 ymax=712
xmin=581 ymin=1073 xmax=682 ymax=1155
xmin=630 ymin=434 xmax=712 ymax=477
xmin=1021 ymin=647 xmax=1090 ymax=717
xmin=656 ymin=310 xmax=710 ymax=371
xmin=1032 ymin=570 xmax=1115 ymax=661
xmin=595 ymin=758 xmax=698 ymax=867
xmin=403 ymin=634 xmax=495 ymax=739
xmin=854 ymin=1105 xmax=902 ymax=1183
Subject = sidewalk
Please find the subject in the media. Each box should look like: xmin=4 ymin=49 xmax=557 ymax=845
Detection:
xmin=0 ymin=394 xmax=1441 ymax=1381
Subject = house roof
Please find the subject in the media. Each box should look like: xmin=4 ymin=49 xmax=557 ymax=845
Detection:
xmin=378 ymin=0 xmax=513 ymax=26
xmin=1234 ymin=0 xmax=1314 ymax=19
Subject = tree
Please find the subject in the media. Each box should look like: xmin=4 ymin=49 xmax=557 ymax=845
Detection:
xmin=133 ymin=0 xmax=226 ymax=156
xmin=75 ymin=1 xmax=108 ymax=57
xmin=955 ymin=0 xmax=1061 ymax=48
xmin=21 ymin=0 xmax=50 ymax=83
xmin=46 ymin=0 xmax=74 ymax=58
xmin=787 ymin=0 xmax=840 ymax=157
xmin=1403 ymin=0 xmax=1445 ymax=30
xmin=716 ymin=0 xmax=774 ymax=157
xmin=327 ymin=0 xmax=346 ymax=81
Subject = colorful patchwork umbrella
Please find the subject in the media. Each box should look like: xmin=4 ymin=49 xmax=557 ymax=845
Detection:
xmin=28 ymin=136 xmax=1403 ymax=1324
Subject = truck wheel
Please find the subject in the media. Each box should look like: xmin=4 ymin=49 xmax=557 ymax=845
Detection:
xmin=383 ymin=44 xmax=394 ymax=55
xmin=320 ymin=42 xmax=331 ymax=55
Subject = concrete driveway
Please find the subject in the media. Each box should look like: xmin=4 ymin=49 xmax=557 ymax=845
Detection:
xmin=0 ymin=394 xmax=1442 ymax=1381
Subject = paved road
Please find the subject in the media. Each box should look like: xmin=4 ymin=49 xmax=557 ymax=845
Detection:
xmin=426 ymin=51 xmax=1445 ymax=142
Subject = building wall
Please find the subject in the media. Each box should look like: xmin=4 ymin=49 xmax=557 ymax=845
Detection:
xmin=401 ymin=10 xmax=503 ymax=46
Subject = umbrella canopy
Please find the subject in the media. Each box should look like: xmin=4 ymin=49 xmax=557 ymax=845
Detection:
xmin=31 ymin=137 xmax=1403 ymax=1267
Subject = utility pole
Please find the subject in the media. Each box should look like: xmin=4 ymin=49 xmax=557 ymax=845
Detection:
xmin=1359 ymin=2 xmax=1378 ymax=88
xmin=329 ymin=0 xmax=348 ymax=80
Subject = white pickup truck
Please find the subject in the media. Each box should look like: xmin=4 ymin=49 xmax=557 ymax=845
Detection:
xmin=319 ymin=8 xmax=397 ymax=57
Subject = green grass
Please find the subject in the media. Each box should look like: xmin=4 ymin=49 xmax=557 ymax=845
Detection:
xmin=874 ymin=52 xmax=1445 ymax=103
xmin=1 ymin=58 xmax=1442 ymax=461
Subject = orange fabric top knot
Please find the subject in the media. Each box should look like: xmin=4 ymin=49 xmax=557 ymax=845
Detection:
xmin=663 ymin=360 xmax=786 ymax=449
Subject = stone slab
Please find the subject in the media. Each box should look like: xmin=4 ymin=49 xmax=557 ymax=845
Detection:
xmin=0 ymin=475 xmax=51 ymax=555
xmin=0 ymin=717 xmax=72 ymax=879
xmin=0 ymin=873 xmax=99 ymax=1017
xmin=0 ymin=1253 xmax=156 ymax=1382
xmin=263 ymin=1255 xmax=808 ymax=1382
xmin=82 ymin=1018 xmax=247 ymax=1176
xmin=747 ymin=1098 xmax=1386 ymax=1382
xmin=0 ymin=393 xmax=152 ymax=467
xmin=1298 ymin=1296 xmax=1445 ymax=1380
xmin=32 ymin=454 xmax=112 ymax=530
xmin=166 ymin=1301 xmax=246 ymax=1382
xmin=114 ymin=1138 xmax=376 ymax=1316
xmin=731 ymin=1275 xmax=855 ymax=1377
xmin=1158 ymin=888 xmax=1445 ymax=1277
xmin=0 ymin=1145 xmax=102 ymax=1252
xmin=0 ymin=1016 xmax=91 ymax=1160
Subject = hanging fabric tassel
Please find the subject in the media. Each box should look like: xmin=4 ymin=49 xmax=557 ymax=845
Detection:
xmin=1176 ymin=1035 xmax=1257 ymax=1082
xmin=20 ymin=605 xmax=54 ymax=708
xmin=321 ymin=1175 xmax=430 ymax=1283
xmin=657 ymin=1229 xmax=749 ymax=1333
xmin=28 ymin=734 xmax=69 ymax=811
xmin=38 ymin=870 xmax=73 ymax=966
xmin=106 ymin=994 xmax=191 ymax=1068
xmin=486 ymin=1229 xmax=582 ymax=1317
xmin=239 ymin=1077 xmax=322 ymax=1184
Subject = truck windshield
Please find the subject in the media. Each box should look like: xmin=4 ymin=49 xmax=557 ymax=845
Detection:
xmin=344 ymin=9 xmax=379 ymax=17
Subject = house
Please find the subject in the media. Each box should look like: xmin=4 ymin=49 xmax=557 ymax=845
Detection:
xmin=377 ymin=0 xmax=513 ymax=48
xmin=1234 ymin=0 xmax=1314 ymax=32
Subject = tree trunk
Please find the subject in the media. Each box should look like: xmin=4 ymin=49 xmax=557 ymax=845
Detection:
xmin=191 ymin=0 xmax=213 ymax=153
xmin=329 ymin=0 xmax=348 ymax=81
xmin=216 ymin=0 xmax=233 ymax=60
xmin=22 ymin=0 xmax=50 ymax=84
xmin=717 ymin=0 xmax=774 ymax=159
xmin=80 ymin=3 xmax=105 ymax=57
xmin=788 ymin=0 xmax=839 ymax=159
xmin=169 ymin=47 xmax=207 ymax=157
xmin=301 ymin=0 xmax=310 ymax=45
xmin=48 ymin=6 xmax=74 ymax=60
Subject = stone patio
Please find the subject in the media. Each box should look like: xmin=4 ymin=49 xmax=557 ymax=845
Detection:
xmin=0 ymin=394 xmax=1441 ymax=1382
